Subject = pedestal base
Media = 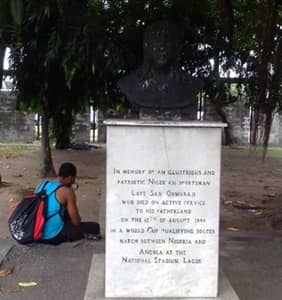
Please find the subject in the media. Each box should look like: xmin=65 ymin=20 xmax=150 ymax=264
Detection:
xmin=104 ymin=120 xmax=226 ymax=297
xmin=84 ymin=253 xmax=240 ymax=300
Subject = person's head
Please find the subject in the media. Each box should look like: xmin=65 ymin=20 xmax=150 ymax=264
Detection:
xmin=58 ymin=162 xmax=77 ymax=186
xmin=143 ymin=21 xmax=181 ymax=69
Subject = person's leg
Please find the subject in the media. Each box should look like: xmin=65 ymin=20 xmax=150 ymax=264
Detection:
xmin=57 ymin=222 xmax=84 ymax=241
xmin=62 ymin=213 xmax=100 ymax=237
xmin=39 ymin=222 xmax=83 ymax=244
xmin=40 ymin=212 xmax=101 ymax=245
xmin=80 ymin=222 xmax=101 ymax=240
xmin=41 ymin=221 xmax=101 ymax=244
xmin=80 ymin=222 xmax=100 ymax=235
xmin=39 ymin=235 xmax=64 ymax=245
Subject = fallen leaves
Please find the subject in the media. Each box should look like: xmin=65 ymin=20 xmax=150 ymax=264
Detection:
xmin=253 ymin=209 xmax=264 ymax=216
xmin=7 ymin=196 xmax=20 ymax=210
xmin=224 ymin=198 xmax=267 ymax=216
xmin=0 ymin=287 xmax=21 ymax=293
xmin=9 ymin=201 xmax=19 ymax=210
xmin=0 ymin=268 xmax=13 ymax=277
xmin=8 ymin=197 xmax=16 ymax=203
xmin=0 ymin=269 xmax=38 ymax=294
xmin=226 ymin=227 xmax=240 ymax=232
xmin=232 ymin=200 xmax=265 ymax=210
xmin=18 ymin=281 xmax=38 ymax=288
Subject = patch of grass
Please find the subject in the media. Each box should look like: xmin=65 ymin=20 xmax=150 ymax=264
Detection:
xmin=0 ymin=143 xmax=40 ymax=158
xmin=223 ymin=145 xmax=282 ymax=160
xmin=265 ymin=147 xmax=282 ymax=159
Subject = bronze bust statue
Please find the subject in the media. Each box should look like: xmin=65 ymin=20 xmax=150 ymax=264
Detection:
xmin=118 ymin=21 xmax=203 ymax=118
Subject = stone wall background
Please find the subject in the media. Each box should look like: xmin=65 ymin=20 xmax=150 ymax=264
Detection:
xmin=225 ymin=101 xmax=282 ymax=146
xmin=1 ymin=90 xmax=282 ymax=145
xmin=0 ymin=92 xmax=35 ymax=142
xmin=0 ymin=91 xmax=93 ymax=143
xmin=72 ymin=113 xmax=91 ymax=143
xmin=225 ymin=101 xmax=251 ymax=144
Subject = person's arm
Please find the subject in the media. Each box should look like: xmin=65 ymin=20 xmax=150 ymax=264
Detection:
xmin=57 ymin=187 xmax=81 ymax=226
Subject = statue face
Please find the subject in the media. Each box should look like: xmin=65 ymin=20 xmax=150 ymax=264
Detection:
xmin=144 ymin=24 xmax=179 ymax=69
xmin=148 ymin=38 xmax=172 ymax=68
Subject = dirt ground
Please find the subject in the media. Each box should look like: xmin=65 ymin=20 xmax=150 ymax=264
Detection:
xmin=0 ymin=145 xmax=106 ymax=239
xmin=1 ymin=144 xmax=282 ymax=239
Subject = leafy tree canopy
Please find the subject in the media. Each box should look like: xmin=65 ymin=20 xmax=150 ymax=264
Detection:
xmin=4 ymin=0 xmax=282 ymax=158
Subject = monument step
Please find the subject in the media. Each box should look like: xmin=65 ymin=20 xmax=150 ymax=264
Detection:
xmin=84 ymin=253 xmax=240 ymax=300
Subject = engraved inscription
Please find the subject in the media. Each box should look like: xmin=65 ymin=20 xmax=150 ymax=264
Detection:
xmin=109 ymin=166 xmax=217 ymax=265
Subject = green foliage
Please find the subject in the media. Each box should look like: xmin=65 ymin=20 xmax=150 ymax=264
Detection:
xmin=5 ymin=0 xmax=282 ymax=150
xmin=10 ymin=1 xmax=91 ymax=116
xmin=10 ymin=0 xmax=24 ymax=25
xmin=6 ymin=1 xmax=234 ymax=113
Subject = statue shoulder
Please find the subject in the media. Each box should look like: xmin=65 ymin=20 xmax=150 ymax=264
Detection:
xmin=118 ymin=68 xmax=145 ymax=92
xmin=118 ymin=71 xmax=137 ymax=89
xmin=180 ymin=71 xmax=203 ymax=90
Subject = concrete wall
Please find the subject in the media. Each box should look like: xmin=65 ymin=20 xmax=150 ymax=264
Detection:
xmin=72 ymin=113 xmax=91 ymax=143
xmin=2 ymin=90 xmax=282 ymax=146
xmin=225 ymin=101 xmax=251 ymax=144
xmin=268 ymin=113 xmax=282 ymax=146
xmin=0 ymin=91 xmax=35 ymax=142
xmin=218 ymin=101 xmax=282 ymax=146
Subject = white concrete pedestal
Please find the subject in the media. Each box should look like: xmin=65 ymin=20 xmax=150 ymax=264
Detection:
xmin=84 ymin=253 xmax=240 ymax=300
xmin=104 ymin=120 xmax=227 ymax=298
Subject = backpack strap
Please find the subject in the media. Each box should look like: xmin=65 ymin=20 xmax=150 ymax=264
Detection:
xmin=46 ymin=208 xmax=63 ymax=221
xmin=36 ymin=180 xmax=49 ymax=194
xmin=37 ymin=181 xmax=62 ymax=196
xmin=41 ymin=180 xmax=49 ymax=190
xmin=42 ymin=182 xmax=64 ymax=221
xmin=43 ymin=182 xmax=63 ymax=197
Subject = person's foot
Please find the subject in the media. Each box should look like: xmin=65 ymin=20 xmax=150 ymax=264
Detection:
xmin=84 ymin=233 xmax=102 ymax=241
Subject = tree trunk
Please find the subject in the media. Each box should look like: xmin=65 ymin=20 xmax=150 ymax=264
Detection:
xmin=262 ymin=108 xmax=273 ymax=159
xmin=220 ymin=0 xmax=234 ymax=61
xmin=40 ymin=111 xmax=56 ymax=178
xmin=214 ymin=71 xmax=234 ymax=145
xmin=0 ymin=43 xmax=6 ymax=90
xmin=262 ymin=29 xmax=282 ymax=158
xmin=215 ymin=104 xmax=234 ymax=145
xmin=53 ymin=111 xmax=73 ymax=149
xmin=252 ymin=0 xmax=278 ymax=145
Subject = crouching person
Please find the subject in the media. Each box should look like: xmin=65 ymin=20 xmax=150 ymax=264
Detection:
xmin=36 ymin=162 xmax=101 ymax=245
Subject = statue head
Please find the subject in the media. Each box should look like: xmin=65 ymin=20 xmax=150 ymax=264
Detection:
xmin=143 ymin=21 xmax=181 ymax=69
xmin=117 ymin=20 xmax=203 ymax=115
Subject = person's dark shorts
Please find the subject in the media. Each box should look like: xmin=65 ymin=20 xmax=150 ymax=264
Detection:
xmin=41 ymin=221 xmax=101 ymax=245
